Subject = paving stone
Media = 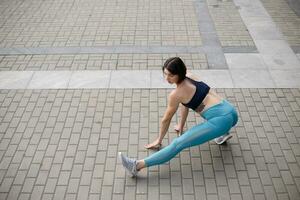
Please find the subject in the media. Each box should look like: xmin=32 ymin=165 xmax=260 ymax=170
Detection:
xmin=228 ymin=179 xmax=241 ymax=194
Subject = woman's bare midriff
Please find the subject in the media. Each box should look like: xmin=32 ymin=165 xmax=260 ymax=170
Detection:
xmin=194 ymin=90 xmax=223 ymax=114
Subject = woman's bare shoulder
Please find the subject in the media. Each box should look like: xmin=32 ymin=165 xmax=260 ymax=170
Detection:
xmin=168 ymin=89 xmax=182 ymax=105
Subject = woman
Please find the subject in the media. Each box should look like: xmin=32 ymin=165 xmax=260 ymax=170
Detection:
xmin=119 ymin=57 xmax=238 ymax=177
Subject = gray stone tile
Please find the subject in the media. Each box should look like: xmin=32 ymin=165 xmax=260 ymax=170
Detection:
xmin=225 ymin=53 xmax=266 ymax=69
xmin=230 ymin=69 xmax=275 ymax=88
xmin=233 ymin=0 xmax=269 ymax=17
xmin=262 ymin=54 xmax=300 ymax=70
xmin=0 ymin=71 xmax=33 ymax=89
xmin=68 ymin=71 xmax=111 ymax=88
xmin=246 ymin=19 xmax=283 ymax=40
xmin=270 ymin=70 xmax=300 ymax=88
xmin=28 ymin=71 xmax=72 ymax=89
xmin=255 ymin=40 xmax=295 ymax=55
xmin=110 ymin=70 xmax=150 ymax=88
xmin=191 ymin=70 xmax=234 ymax=88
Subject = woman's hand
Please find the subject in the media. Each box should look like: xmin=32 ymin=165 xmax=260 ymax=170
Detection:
xmin=144 ymin=139 xmax=162 ymax=150
xmin=174 ymin=124 xmax=183 ymax=136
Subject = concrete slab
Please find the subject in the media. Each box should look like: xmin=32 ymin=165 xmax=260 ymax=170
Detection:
xmin=235 ymin=1 xmax=270 ymax=18
xmin=0 ymin=71 xmax=33 ymax=89
xmin=68 ymin=71 xmax=111 ymax=89
xmin=27 ymin=71 xmax=72 ymax=89
xmin=270 ymin=70 xmax=300 ymax=87
xmin=109 ymin=70 xmax=151 ymax=88
xmin=225 ymin=53 xmax=266 ymax=69
xmin=262 ymin=54 xmax=300 ymax=70
xmin=246 ymin=19 xmax=283 ymax=40
xmin=191 ymin=70 xmax=234 ymax=88
xmin=230 ymin=69 xmax=275 ymax=88
xmin=255 ymin=40 xmax=295 ymax=55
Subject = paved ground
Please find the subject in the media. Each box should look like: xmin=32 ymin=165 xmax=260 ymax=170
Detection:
xmin=0 ymin=0 xmax=300 ymax=200
xmin=0 ymin=88 xmax=300 ymax=200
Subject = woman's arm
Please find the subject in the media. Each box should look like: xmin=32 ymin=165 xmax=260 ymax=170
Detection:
xmin=145 ymin=91 xmax=179 ymax=148
xmin=175 ymin=104 xmax=189 ymax=135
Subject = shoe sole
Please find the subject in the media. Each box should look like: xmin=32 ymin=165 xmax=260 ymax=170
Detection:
xmin=118 ymin=152 xmax=136 ymax=178
xmin=215 ymin=135 xmax=232 ymax=145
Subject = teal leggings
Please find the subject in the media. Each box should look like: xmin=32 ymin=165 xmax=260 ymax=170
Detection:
xmin=144 ymin=100 xmax=238 ymax=167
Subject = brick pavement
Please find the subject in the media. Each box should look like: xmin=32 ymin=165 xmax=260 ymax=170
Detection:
xmin=0 ymin=88 xmax=299 ymax=200
xmin=207 ymin=0 xmax=255 ymax=47
xmin=0 ymin=0 xmax=202 ymax=47
xmin=0 ymin=53 xmax=208 ymax=71
xmin=0 ymin=0 xmax=255 ymax=49
xmin=260 ymin=0 xmax=300 ymax=47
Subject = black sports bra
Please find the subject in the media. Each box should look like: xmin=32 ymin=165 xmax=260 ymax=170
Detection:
xmin=182 ymin=77 xmax=210 ymax=110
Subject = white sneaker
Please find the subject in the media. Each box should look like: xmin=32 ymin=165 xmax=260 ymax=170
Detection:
xmin=118 ymin=152 xmax=138 ymax=177
xmin=214 ymin=134 xmax=232 ymax=145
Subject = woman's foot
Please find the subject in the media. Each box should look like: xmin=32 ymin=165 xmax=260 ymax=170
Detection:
xmin=118 ymin=152 xmax=138 ymax=177
xmin=214 ymin=134 xmax=232 ymax=145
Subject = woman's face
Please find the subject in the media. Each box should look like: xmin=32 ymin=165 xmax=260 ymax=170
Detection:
xmin=163 ymin=68 xmax=179 ymax=84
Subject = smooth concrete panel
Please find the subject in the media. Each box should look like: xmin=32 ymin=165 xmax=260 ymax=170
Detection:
xmin=270 ymin=70 xmax=300 ymax=88
xmin=239 ymin=8 xmax=270 ymax=19
xmin=0 ymin=71 xmax=33 ymax=89
xmin=110 ymin=70 xmax=151 ymax=88
xmin=262 ymin=54 xmax=300 ymax=70
xmin=230 ymin=69 xmax=275 ymax=88
xmin=28 ymin=71 xmax=72 ymax=89
xmin=235 ymin=0 xmax=270 ymax=18
xmin=225 ymin=53 xmax=266 ymax=69
xmin=191 ymin=70 xmax=234 ymax=88
xmin=68 ymin=71 xmax=111 ymax=88
xmin=247 ymin=20 xmax=283 ymax=40
xmin=255 ymin=40 xmax=295 ymax=55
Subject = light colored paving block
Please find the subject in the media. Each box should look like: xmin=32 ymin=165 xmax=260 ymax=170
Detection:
xmin=255 ymin=40 xmax=295 ymax=55
xmin=234 ymin=0 xmax=270 ymax=18
xmin=28 ymin=71 xmax=72 ymax=89
xmin=68 ymin=71 xmax=111 ymax=88
xmin=230 ymin=69 xmax=275 ymax=88
xmin=2 ymin=68 xmax=300 ymax=89
xmin=225 ymin=53 xmax=266 ymax=69
xmin=0 ymin=71 xmax=33 ymax=89
xmin=109 ymin=70 xmax=150 ymax=88
xmin=246 ymin=19 xmax=283 ymax=40
xmin=262 ymin=54 xmax=300 ymax=69
xmin=270 ymin=70 xmax=300 ymax=87
xmin=191 ymin=70 xmax=234 ymax=88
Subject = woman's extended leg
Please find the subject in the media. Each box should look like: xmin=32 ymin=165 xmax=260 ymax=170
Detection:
xmin=119 ymin=121 xmax=218 ymax=177
xmin=119 ymin=103 xmax=238 ymax=176
xmin=142 ymin=108 xmax=237 ymax=168
xmin=144 ymin=120 xmax=221 ymax=167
